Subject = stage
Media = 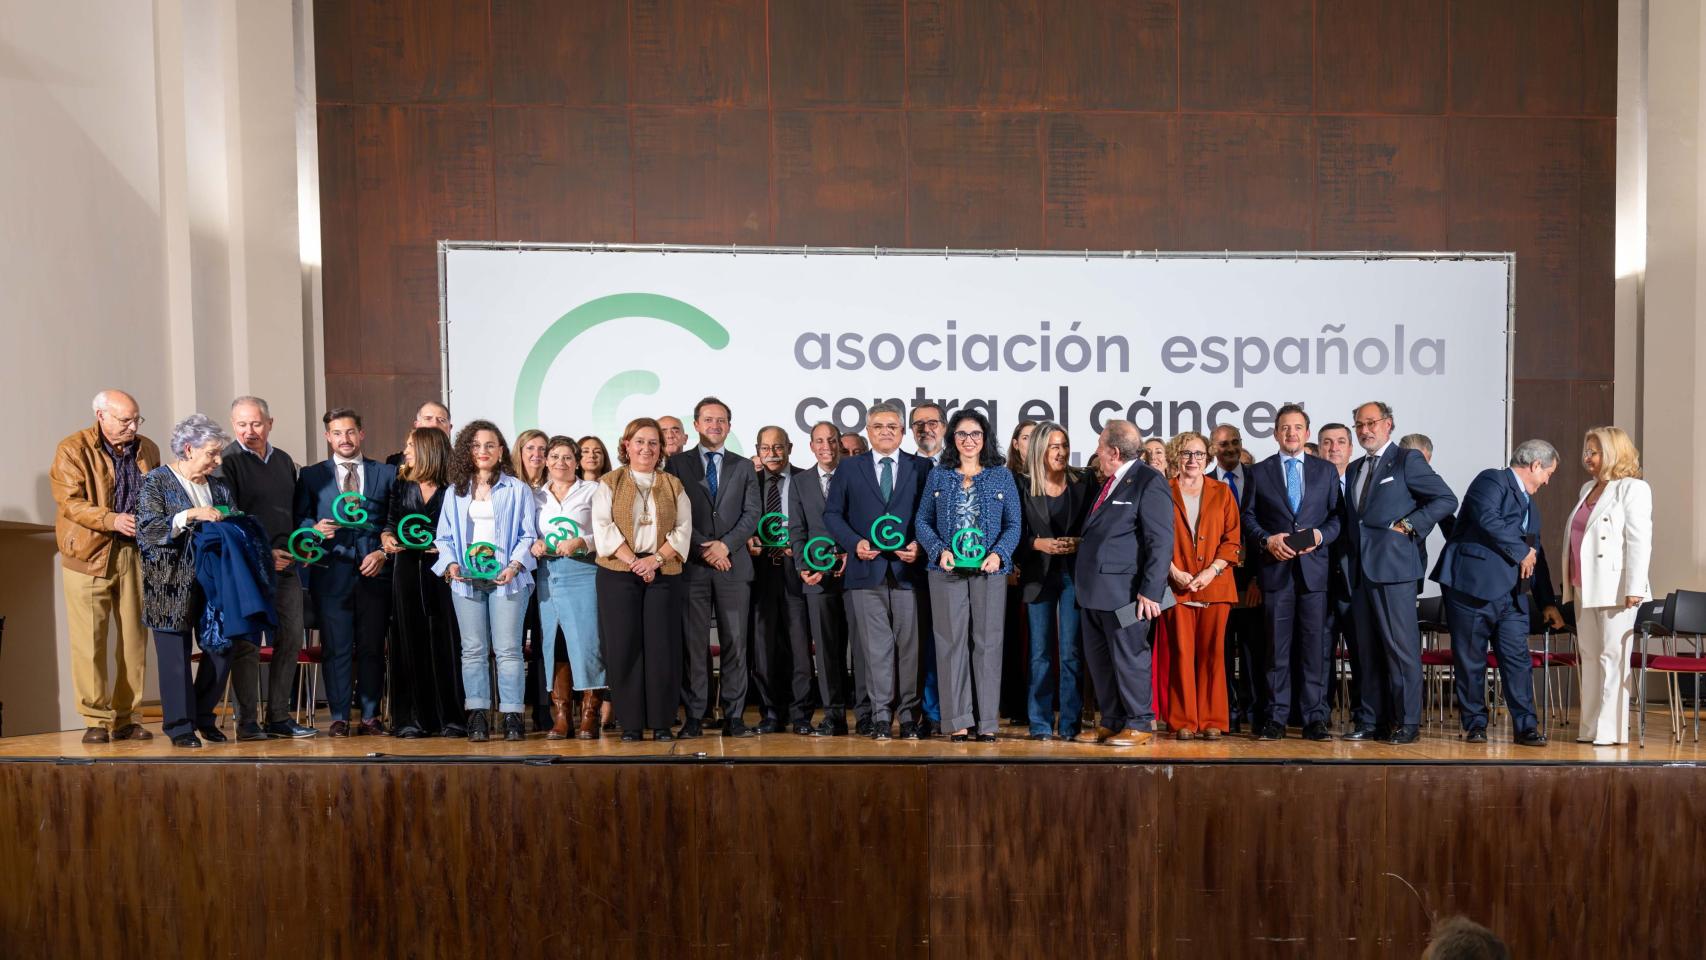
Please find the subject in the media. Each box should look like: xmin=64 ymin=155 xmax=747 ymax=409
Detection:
xmin=3 ymin=721 xmax=1702 ymax=958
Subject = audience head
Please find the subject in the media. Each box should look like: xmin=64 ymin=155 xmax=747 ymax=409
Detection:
xmin=911 ymin=402 xmax=946 ymax=457
xmin=1420 ymin=916 xmax=1509 ymax=960
xmin=756 ymin=426 xmax=792 ymax=476
xmin=657 ymin=416 xmax=687 ymax=456
xmin=400 ymin=426 xmax=450 ymax=486
xmin=617 ymin=417 xmax=664 ymax=472
xmin=513 ymin=429 xmax=549 ymax=487
xmin=1582 ymin=426 xmax=1641 ymax=482
xmin=577 ymin=435 xmax=611 ymax=481
xmin=169 ymin=414 xmax=229 ymax=478
xmin=1168 ymin=431 xmax=1210 ymax=480
xmin=1274 ymin=403 xmax=1311 ymax=456
xmin=808 ymin=421 xmax=843 ymax=471
xmin=1399 ymin=432 xmax=1434 ymax=463
xmin=1304 ymin=442 xmax=1320 ymax=456
xmin=693 ymin=398 xmax=732 ymax=451
xmin=1509 ymin=439 xmax=1559 ymax=494
xmin=1096 ymin=420 xmax=1142 ymax=477
xmin=1025 ymin=422 xmax=1070 ymax=494
xmin=322 ymin=407 xmax=365 ymax=460
xmin=229 ymin=396 xmax=272 ymax=456
xmin=840 ymin=432 xmax=870 ymax=459
xmin=448 ymin=420 xmax=514 ymax=494
xmin=1210 ymin=423 xmax=1243 ymax=473
xmin=943 ymin=409 xmax=1002 ymax=470
xmin=1007 ymin=420 xmax=1037 ymax=473
xmin=1238 ymin=449 xmax=1255 ymax=466
xmin=412 ymin=401 xmax=452 ymax=435
xmin=1318 ymin=422 xmax=1353 ymax=473
xmin=866 ymin=402 xmax=905 ymax=456
xmin=1141 ymin=437 xmax=1170 ymax=475
xmin=1353 ymin=401 xmax=1395 ymax=453
xmin=93 ymin=389 xmax=143 ymax=449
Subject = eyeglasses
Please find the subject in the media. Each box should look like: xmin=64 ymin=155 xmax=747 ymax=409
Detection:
xmin=953 ymin=431 xmax=983 ymax=442
xmin=1353 ymin=417 xmax=1391 ymax=430
xmin=1178 ymin=451 xmax=1209 ymax=461
xmin=911 ymin=419 xmax=942 ymax=430
xmin=105 ymin=414 xmax=145 ymax=427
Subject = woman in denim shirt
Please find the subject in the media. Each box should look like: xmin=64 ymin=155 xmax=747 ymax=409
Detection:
xmin=916 ymin=409 xmax=1022 ymax=742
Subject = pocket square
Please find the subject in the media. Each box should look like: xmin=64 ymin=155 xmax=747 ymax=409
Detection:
xmin=1111 ymin=499 xmax=1132 ymax=505
xmin=1378 ymin=476 xmax=1395 ymax=485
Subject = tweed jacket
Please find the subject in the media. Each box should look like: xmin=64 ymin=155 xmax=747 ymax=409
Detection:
xmin=136 ymin=465 xmax=233 ymax=631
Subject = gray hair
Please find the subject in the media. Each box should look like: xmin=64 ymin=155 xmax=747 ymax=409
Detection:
xmin=1509 ymin=438 xmax=1559 ymax=469
xmin=231 ymin=395 xmax=271 ymax=418
xmin=170 ymin=414 xmax=230 ymax=459
xmin=1398 ymin=433 xmax=1433 ymax=458
xmin=755 ymin=424 xmax=791 ymax=448
xmin=1101 ymin=420 xmax=1143 ymax=462
xmin=91 ymin=389 xmax=135 ymax=414
xmin=1357 ymin=400 xmax=1395 ymax=421
xmin=809 ymin=420 xmax=842 ymax=440
xmin=868 ymin=401 xmax=904 ymax=421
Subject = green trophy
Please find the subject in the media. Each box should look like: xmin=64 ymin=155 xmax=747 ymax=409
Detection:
xmin=757 ymin=511 xmax=788 ymax=549
xmin=463 ymin=542 xmax=503 ymax=580
xmin=543 ymin=516 xmax=583 ymax=555
xmin=869 ymin=514 xmax=906 ymax=552
xmin=214 ymin=504 xmax=241 ymax=517
xmin=802 ymin=536 xmax=839 ymax=572
xmin=396 ymin=513 xmax=435 ymax=550
xmin=332 ymin=491 xmax=371 ymax=529
xmin=287 ymin=527 xmax=327 ymax=565
xmin=951 ymin=527 xmax=988 ymax=572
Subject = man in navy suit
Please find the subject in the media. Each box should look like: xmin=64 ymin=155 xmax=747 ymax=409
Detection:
xmin=1073 ymin=420 xmax=1173 ymax=746
xmin=824 ymin=402 xmax=931 ymax=740
xmin=1241 ymin=404 xmax=1342 ymax=741
xmin=1341 ymin=401 xmax=1458 ymax=745
xmin=294 ymin=407 xmax=396 ymax=737
xmin=1431 ymin=440 xmax=1560 ymax=747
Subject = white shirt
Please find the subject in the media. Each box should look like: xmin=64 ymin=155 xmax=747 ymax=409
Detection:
xmin=468 ymin=498 xmax=497 ymax=547
xmin=592 ymin=470 xmax=693 ymax=559
xmin=537 ymin=478 xmax=599 ymax=554
xmin=815 ymin=466 xmax=836 ymax=499
xmin=1215 ymin=463 xmax=1247 ymax=504
xmin=870 ymin=448 xmax=904 ymax=488
xmin=241 ymin=442 xmax=275 ymax=464
xmin=169 ymin=465 xmax=214 ymax=534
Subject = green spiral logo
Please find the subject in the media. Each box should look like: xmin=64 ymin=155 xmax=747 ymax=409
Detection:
xmin=397 ymin=513 xmax=435 ymax=549
xmin=803 ymin=536 xmax=838 ymax=572
xmin=951 ymin=527 xmax=988 ymax=567
xmin=757 ymin=511 xmax=788 ymax=547
xmin=332 ymin=491 xmax=369 ymax=527
xmin=464 ymin=542 xmax=503 ymax=579
xmin=543 ymin=516 xmax=582 ymax=554
xmin=870 ymin=514 xmax=905 ymax=551
xmin=287 ymin=527 xmax=326 ymax=564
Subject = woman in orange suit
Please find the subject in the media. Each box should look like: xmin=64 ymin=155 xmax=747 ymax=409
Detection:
xmin=1161 ymin=431 xmax=1242 ymax=739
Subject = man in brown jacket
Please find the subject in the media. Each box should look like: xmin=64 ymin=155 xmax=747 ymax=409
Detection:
xmin=50 ymin=390 xmax=161 ymax=743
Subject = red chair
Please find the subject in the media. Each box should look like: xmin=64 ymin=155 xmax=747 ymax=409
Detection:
xmin=1635 ymin=591 xmax=1706 ymax=746
xmin=1416 ymin=595 xmax=1455 ymax=728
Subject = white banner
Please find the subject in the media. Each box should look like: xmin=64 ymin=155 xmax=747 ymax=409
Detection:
xmin=442 ymin=245 xmax=1510 ymax=504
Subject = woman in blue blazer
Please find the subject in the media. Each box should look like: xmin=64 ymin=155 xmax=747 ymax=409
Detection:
xmin=432 ymin=420 xmax=539 ymax=743
xmin=916 ymin=409 xmax=1022 ymax=741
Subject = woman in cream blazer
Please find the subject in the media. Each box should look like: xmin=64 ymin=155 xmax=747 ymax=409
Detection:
xmin=1561 ymin=426 xmax=1652 ymax=745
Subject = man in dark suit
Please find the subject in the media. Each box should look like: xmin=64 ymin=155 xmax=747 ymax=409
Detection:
xmin=789 ymin=421 xmax=865 ymax=736
xmin=824 ymin=402 xmax=931 ymax=740
xmin=1074 ymin=420 xmax=1173 ymax=746
xmin=668 ymin=397 xmax=762 ymax=738
xmin=1318 ymin=422 xmax=1359 ymax=715
xmin=1342 ymin=401 xmax=1458 ymax=745
xmin=383 ymin=400 xmax=451 ymax=466
xmin=1240 ymin=404 xmax=1343 ymax=741
xmin=1209 ymin=423 xmax=1262 ymax=731
xmin=747 ymin=425 xmax=815 ymax=734
xmin=1431 ymin=440 xmax=1561 ymax=747
xmin=294 ymin=407 xmax=397 ymax=737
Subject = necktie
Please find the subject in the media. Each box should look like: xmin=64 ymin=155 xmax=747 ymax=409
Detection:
xmin=1224 ymin=470 xmax=1240 ymax=506
xmin=1091 ymin=474 xmax=1117 ymax=512
xmin=820 ymin=470 xmax=831 ymax=499
xmin=1357 ymin=459 xmax=1375 ymax=509
xmin=342 ymin=462 xmax=359 ymax=494
xmin=879 ymin=456 xmax=894 ymax=501
xmin=766 ymin=473 xmax=782 ymax=515
xmin=706 ymin=451 xmax=721 ymax=501
xmin=1284 ymin=457 xmax=1302 ymax=514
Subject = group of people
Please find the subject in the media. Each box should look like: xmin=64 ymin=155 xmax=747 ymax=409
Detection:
xmin=51 ymin=387 xmax=1652 ymax=749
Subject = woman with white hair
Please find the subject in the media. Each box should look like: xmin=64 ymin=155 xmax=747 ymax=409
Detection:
xmin=136 ymin=413 xmax=236 ymax=748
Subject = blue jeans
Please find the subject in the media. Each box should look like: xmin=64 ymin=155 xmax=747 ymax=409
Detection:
xmin=452 ymin=585 xmax=531 ymax=712
xmin=1025 ymin=571 xmax=1082 ymax=737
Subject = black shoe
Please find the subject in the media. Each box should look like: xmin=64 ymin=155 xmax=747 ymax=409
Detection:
xmin=950 ymin=732 xmax=969 ymax=743
xmin=724 ymin=719 xmax=756 ymax=738
xmin=620 ymin=730 xmax=643 ymax=743
xmin=976 ymin=733 xmax=997 ymax=743
xmin=755 ymin=717 xmax=786 ymax=735
xmin=1464 ymin=727 xmax=1488 ymax=744
xmin=502 ymin=713 xmax=526 ymax=742
xmin=1344 ymin=725 xmax=1387 ymax=742
xmin=1386 ymin=725 xmax=1421 ymax=745
xmin=395 ymin=726 xmax=424 ymax=739
xmin=855 ymin=718 xmax=875 ymax=737
xmin=1515 ymin=728 xmax=1548 ymax=748
xmin=327 ymin=720 xmax=351 ymax=738
xmin=467 ymin=710 xmax=490 ymax=743
xmin=791 ymin=721 xmax=815 ymax=736
xmin=442 ymin=723 xmax=467 ymax=739
xmin=897 ymin=722 xmax=922 ymax=740
xmin=870 ymin=721 xmax=892 ymax=741
xmin=196 ymin=725 xmax=228 ymax=743
xmin=171 ymin=733 xmax=203 ymax=749
xmin=236 ymin=722 xmax=269 ymax=742
xmin=678 ymin=719 xmax=703 ymax=739
xmin=1256 ymin=722 xmax=1285 ymax=741
xmin=654 ymin=729 xmax=676 ymax=743
xmin=917 ymin=718 xmax=938 ymax=738
xmin=813 ymin=720 xmax=849 ymax=737
xmin=263 ymin=719 xmax=318 ymax=739
xmin=1302 ymin=722 xmax=1333 ymax=742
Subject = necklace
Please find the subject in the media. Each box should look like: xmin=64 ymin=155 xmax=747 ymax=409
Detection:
xmin=632 ymin=471 xmax=654 ymax=527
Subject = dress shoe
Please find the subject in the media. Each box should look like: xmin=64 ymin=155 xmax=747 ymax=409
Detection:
xmin=395 ymin=726 xmax=424 ymax=739
xmin=724 ymin=719 xmax=756 ymax=738
xmin=1515 ymin=728 xmax=1548 ymax=748
xmin=755 ymin=717 xmax=786 ymax=735
xmin=870 ymin=722 xmax=892 ymax=741
xmin=1302 ymin=722 xmax=1333 ymax=742
xmin=620 ymin=730 xmax=643 ymax=743
xmin=111 ymin=723 xmax=153 ymax=741
xmin=171 ymin=733 xmax=203 ymax=749
xmin=1200 ymin=727 xmax=1223 ymax=740
xmin=814 ymin=720 xmax=849 ymax=737
xmin=358 ymin=718 xmax=388 ymax=737
xmin=854 ymin=718 xmax=874 ymax=737
xmin=1093 ymin=725 xmax=1122 ymax=744
xmin=442 ymin=723 xmax=467 ymax=739
xmin=1256 ymin=722 xmax=1285 ymax=741
xmin=1103 ymin=728 xmax=1155 ymax=747
xmin=327 ymin=720 xmax=351 ymax=738
xmin=263 ymin=719 xmax=317 ymax=739
xmin=196 ymin=725 xmax=229 ymax=743
xmin=897 ymin=722 xmax=922 ymax=740
xmin=949 ymin=733 xmax=969 ymax=743
xmin=501 ymin=713 xmax=526 ymax=741
xmin=976 ymin=733 xmax=997 ymax=743
xmin=653 ymin=729 xmax=676 ymax=743
xmin=1386 ymin=725 xmax=1421 ymax=745
xmin=81 ymin=727 xmax=110 ymax=744
xmin=678 ymin=718 xmax=703 ymax=739
xmin=1343 ymin=725 xmax=1386 ymax=742
xmin=917 ymin=717 xmax=938 ymax=738
xmin=1464 ymin=728 xmax=1488 ymax=744
xmin=1176 ymin=728 xmax=1195 ymax=741
xmin=791 ymin=721 xmax=814 ymax=736
xmin=466 ymin=710 xmax=490 ymax=743
xmin=237 ymin=722 xmax=269 ymax=742
xmin=576 ymin=689 xmax=604 ymax=741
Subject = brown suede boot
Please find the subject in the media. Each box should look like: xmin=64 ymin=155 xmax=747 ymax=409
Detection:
xmin=547 ymin=664 xmax=573 ymax=740
xmin=577 ymin=689 xmax=603 ymax=740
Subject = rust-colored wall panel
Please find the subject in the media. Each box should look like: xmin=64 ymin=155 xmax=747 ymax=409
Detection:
xmin=339 ymin=0 xmax=492 ymax=103
xmin=1315 ymin=0 xmax=1447 ymax=114
xmin=325 ymin=373 xmax=446 ymax=457
xmin=632 ymin=108 xmax=770 ymax=244
xmin=1179 ymin=0 xmax=1313 ymax=112
xmin=1315 ymin=117 xmax=1447 ymax=250
xmin=1040 ymin=0 xmax=1177 ymax=111
xmin=630 ymin=0 xmax=767 ymax=106
xmin=1449 ymin=0 xmax=1618 ymax=118
xmin=1178 ymin=114 xmax=1313 ymax=250
xmin=773 ymin=111 xmax=907 ymax=246
xmin=313 ymin=0 xmax=354 ymax=102
xmin=491 ymin=0 xmax=629 ymax=105
xmin=770 ymin=0 xmax=905 ymax=107
xmin=907 ymin=0 xmax=1042 ymax=108
xmin=494 ymin=107 xmax=634 ymax=242
xmin=317 ymin=106 xmax=363 ymax=378
xmin=1044 ymin=114 xmax=1177 ymax=250
xmin=907 ymin=111 xmax=1043 ymax=249
xmin=1512 ymin=378 xmax=1614 ymax=543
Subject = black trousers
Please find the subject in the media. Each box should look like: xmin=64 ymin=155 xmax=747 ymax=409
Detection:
xmin=312 ymin=566 xmax=390 ymax=722
xmin=1352 ymin=579 xmax=1424 ymax=728
xmin=152 ymin=629 xmax=232 ymax=739
xmin=1224 ymin=605 xmax=1265 ymax=726
xmin=598 ymin=567 xmax=682 ymax=733
xmin=1263 ymin=581 xmax=1330 ymax=727
xmin=751 ymin=557 xmax=814 ymax=723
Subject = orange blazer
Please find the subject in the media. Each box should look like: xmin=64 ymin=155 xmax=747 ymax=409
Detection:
xmin=1169 ymin=475 xmax=1243 ymax=605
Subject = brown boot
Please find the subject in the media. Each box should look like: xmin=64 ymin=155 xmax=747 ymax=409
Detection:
xmin=547 ymin=664 xmax=573 ymax=740
xmin=577 ymin=689 xmax=603 ymax=740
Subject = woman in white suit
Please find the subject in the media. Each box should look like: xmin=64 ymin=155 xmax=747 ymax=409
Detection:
xmin=1562 ymin=426 xmax=1652 ymax=745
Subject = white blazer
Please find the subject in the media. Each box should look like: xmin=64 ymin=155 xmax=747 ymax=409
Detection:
xmin=1560 ymin=477 xmax=1653 ymax=609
